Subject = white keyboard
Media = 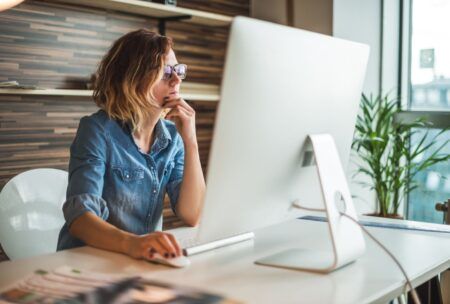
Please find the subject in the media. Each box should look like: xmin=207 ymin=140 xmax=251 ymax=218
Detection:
xmin=178 ymin=237 xmax=197 ymax=248
xmin=178 ymin=232 xmax=255 ymax=256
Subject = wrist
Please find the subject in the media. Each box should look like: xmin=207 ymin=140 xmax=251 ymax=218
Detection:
xmin=120 ymin=232 xmax=135 ymax=255
xmin=183 ymin=137 xmax=199 ymax=150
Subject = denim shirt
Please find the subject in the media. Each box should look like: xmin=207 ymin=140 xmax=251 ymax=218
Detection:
xmin=57 ymin=110 xmax=184 ymax=250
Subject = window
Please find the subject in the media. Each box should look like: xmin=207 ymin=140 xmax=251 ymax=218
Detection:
xmin=402 ymin=0 xmax=450 ymax=224
xmin=409 ymin=0 xmax=450 ymax=110
xmin=407 ymin=128 xmax=450 ymax=223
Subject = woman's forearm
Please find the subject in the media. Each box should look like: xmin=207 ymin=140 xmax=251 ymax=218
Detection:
xmin=69 ymin=212 xmax=184 ymax=259
xmin=176 ymin=141 xmax=206 ymax=226
xmin=69 ymin=212 xmax=134 ymax=254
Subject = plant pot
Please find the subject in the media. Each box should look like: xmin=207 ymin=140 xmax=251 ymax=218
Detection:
xmin=364 ymin=213 xmax=404 ymax=220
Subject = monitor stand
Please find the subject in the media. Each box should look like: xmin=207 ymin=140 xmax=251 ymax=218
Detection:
xmin=255 ymin=134 xmax=366 ymax=273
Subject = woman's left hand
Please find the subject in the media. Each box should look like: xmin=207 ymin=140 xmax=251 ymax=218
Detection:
xmin=163 ymin=97 xmax=197 ymax=146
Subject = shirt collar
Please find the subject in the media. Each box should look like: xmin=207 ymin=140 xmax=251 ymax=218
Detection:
xmin=152 ymin=119 xmax=172 ymax=154
xmin=124 ymin=119 xmax=172 ymax=155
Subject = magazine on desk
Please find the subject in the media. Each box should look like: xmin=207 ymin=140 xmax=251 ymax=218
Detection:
xmin=0 ymin=266 xmax=239 ymax=304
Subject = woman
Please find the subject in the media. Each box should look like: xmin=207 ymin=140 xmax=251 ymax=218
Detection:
xmin=57 ymin=29 xmax=205 ymax=261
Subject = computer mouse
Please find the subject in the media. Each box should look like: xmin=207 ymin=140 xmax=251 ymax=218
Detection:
xmin=148 ymin=253 xmax=191 ymax=268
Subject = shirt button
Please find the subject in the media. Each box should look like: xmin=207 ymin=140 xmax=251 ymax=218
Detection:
xmin=152 ymin=189 xmax=157 ymax=193
xmin=125 ymin=174 xmax=130 ymax=178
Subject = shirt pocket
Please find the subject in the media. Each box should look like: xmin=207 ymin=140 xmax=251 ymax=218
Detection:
xmin=113 ymin=167 xmax=145 ymax=183
xmin=109 ymin=167 xmax=146 ymax=210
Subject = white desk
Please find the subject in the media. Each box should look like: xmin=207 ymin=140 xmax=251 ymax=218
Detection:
xmin=0 ymin=219 xmax=449 ymax=304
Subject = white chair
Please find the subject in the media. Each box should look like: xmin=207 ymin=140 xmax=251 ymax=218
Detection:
xmin=0 ymin=168 xmax=68 ymax=260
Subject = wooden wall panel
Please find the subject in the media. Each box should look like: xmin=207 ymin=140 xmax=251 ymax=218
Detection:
xmin=0 ymin=95 xmax=95 ymax=186
xmin=177 ymin=0 xmax=250 ymax=17
xmin=0 ymin=0 xmax=230 ymax=87
xmin=0 ymin=1 xmax=151 ymax=88
xmin=167 ymin=21 xmax=228 ymax=85
xmin=0 ymin=0 xmax=247 ymax=261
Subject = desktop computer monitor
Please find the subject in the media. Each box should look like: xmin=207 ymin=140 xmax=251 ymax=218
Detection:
xmin=188 ymin=17 xmax=369 ymax=270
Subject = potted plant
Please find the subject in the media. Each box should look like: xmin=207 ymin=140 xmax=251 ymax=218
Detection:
xmin=351 ymin=93 xmax=449 ymax=218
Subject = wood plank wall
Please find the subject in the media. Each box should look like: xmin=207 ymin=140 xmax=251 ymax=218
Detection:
xmin=0 ymin=0 xmax=249 ymax=261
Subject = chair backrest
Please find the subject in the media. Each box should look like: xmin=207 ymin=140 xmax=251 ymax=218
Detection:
xmin=0 ymin=168 xmax=68 ymax=260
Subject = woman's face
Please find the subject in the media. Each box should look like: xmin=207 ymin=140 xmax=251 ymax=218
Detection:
xmin=151 ymin=49 xmax=182 ymax=107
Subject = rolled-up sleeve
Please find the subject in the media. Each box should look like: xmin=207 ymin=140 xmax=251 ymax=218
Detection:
xmin=166 ymin=135 xmax=184 ymax=214
xmin=63 ymin=116 xmax=109 ymax=228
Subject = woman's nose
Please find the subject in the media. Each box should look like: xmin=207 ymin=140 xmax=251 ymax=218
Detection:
xmin=170 ymin=72 xmax=182 ymax=85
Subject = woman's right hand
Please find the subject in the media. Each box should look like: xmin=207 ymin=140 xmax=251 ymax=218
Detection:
xmin=125 ymin=231 xmax=182 ymax=260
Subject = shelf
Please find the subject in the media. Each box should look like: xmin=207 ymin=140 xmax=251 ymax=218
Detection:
xmin=0 ymin=89 xmax=92 ymax=96
xmin=181 ymin=82 xmax=220 ymax=101
xmin=54 ymin=0 xmax=233 ymax=26
xmin=0 ymin=82 xmax=220 ymax=102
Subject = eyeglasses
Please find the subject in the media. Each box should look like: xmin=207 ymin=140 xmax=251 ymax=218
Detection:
xmin=162 ymin=64 xmax=187 ymax=80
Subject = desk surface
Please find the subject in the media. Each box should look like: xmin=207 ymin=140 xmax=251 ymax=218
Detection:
xmin=0 ymin=219 xmax=449 ymax=304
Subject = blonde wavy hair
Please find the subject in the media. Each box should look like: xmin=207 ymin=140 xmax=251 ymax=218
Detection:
xmin=93 ymin=29 xmax=173 ymax=131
